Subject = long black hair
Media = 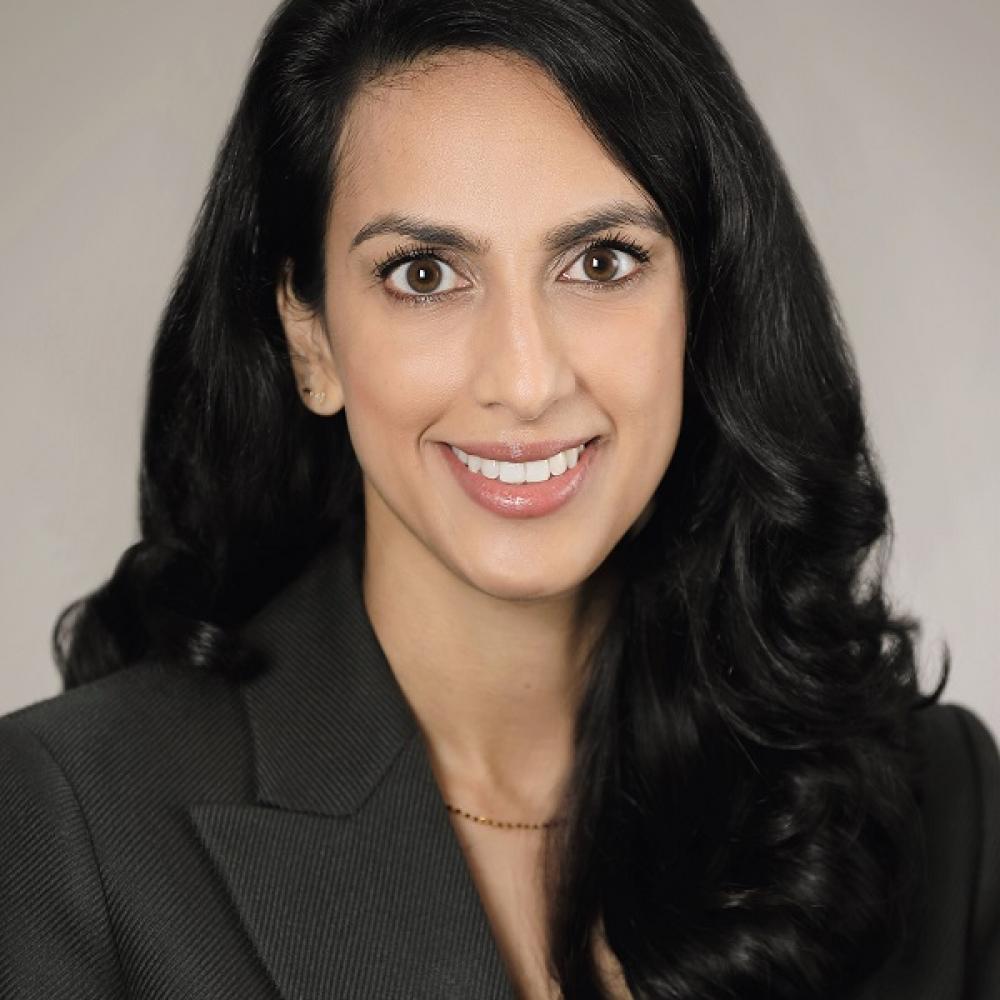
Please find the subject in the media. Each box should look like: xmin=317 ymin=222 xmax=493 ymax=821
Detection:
xmin=54 ymin=1 xmax=948 ymax=996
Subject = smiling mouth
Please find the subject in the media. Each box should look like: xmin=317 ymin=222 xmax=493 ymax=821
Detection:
xmin=448 ymin=439 xmax=596 ymax=483
xmin=438 ymin=433 xmax=602 ymax=518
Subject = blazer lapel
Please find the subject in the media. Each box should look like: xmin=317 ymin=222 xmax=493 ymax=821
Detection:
xmin=188 ymin=536 xmax=516 ymax=999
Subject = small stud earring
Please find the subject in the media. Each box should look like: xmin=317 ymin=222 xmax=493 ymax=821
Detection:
xmin=302 ymin=386 xmax=327 ymax=404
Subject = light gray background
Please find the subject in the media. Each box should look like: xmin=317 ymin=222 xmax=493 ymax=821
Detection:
xmin=1 ymin=2 xmax=997 ymax=732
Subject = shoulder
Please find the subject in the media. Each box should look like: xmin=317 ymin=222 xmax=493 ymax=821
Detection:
xmin=912 ymin=701 xmax=999 ymax=761
xmin=910 ymin=701 xmax=1000 ymax=814
xmin=936 ymin=704 xmax=1000 ymax=975
xmin=908 ymin=701 xmax=999 ymax=856
xmin=0 ymin=658 xmax=251 ymax=806
xmin=0 ymin=663 xmax=254 ymax=997
xmin=906 ymin=701 xmax=1000 ymax=993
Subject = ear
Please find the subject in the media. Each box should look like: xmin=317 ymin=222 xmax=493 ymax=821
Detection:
xmin=275 ymin=265 xmax=345 ymax=416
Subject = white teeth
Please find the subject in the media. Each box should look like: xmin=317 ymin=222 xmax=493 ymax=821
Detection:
xmin=451 ymin=442 xmax=588 ymax=481
xmin=499 ymin=461 xmax=526 ymax=485
xmin=524 ymin=459 xmax=550 ymax=483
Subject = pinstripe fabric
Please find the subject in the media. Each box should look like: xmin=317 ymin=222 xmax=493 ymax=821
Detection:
xmin=1 ymin=534 xmax=998 ymax=998
xmin=187 ymin=538 xmax=514 ymax=998
xmin=236 ymin=535 xmax=423 ymax=818
xmin=1 ymin=659 xmax=277 ymax=998
xmin=0 ymin=722 xmax=125 ymax=999
xmin=190 ymin=735 xmax=512 ymax=998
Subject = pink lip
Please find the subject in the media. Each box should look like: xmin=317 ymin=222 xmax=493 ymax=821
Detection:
xmin=445 ymin=437 xmax=597 ymax=462
xmin=437 ymin=438 xmax=602 ymax=519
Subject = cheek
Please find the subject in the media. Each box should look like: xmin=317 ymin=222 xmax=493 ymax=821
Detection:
xmin=336 ymin=318 xmax=463 ymax=455
xmin=583 ymin=295 xmax=686 ymax=432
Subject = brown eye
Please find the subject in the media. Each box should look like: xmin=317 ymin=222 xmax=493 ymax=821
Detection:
xmin=383 ymin=255 xmax=464 ymax=299
xmin=582 ymin=247 xmax=621 ymax=282
xmin=564 ymin=244 xmax=642 ymax=285
xmin=404 ymin=258 xmax=442 ymax=294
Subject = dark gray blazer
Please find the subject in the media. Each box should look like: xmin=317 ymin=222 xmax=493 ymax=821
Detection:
xmin=1 ymin=540 xmax=998 ymax=999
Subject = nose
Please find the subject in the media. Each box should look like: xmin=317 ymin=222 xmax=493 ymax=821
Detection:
xmin=470 ymin=283 xmax=576 ymax=422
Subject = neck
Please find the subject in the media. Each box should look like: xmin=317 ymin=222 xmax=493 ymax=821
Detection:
xmin=361 ymin=526 xmax=617 ymax=823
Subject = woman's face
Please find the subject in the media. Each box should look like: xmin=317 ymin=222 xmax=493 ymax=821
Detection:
xmin=279 ymin=49 xmax=686 ymax=601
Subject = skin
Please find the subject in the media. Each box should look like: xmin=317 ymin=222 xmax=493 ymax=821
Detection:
xmin=278 ymin=45 xmax=686 ymax=803
xmin=277 ymin=47 xmax=684 ymax=996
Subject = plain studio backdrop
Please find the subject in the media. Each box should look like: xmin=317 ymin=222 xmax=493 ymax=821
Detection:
xmin=0 ymin=2 xmax=997 ymax=735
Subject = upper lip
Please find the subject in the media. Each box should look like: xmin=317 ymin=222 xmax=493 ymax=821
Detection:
xmin=443 ymin=436 xmax=598 ymax=462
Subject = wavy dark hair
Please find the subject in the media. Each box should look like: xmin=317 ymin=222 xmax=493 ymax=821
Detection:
xmin=53 ymin=0 xmax=948 ymax=996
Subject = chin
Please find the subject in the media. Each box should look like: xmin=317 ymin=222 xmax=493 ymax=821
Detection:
xmin=455 ymin=541 xmax=604 ymax=603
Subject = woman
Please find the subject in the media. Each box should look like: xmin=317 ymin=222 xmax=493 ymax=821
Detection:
xmin=1 ymin=0 xmax=997 ymax=997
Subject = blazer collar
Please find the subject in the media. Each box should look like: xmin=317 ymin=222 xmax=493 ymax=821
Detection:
xmin=187 ymin=535 xmax=516 ymax=999
xmin=237 ymin=533 xmax=420 ymax=817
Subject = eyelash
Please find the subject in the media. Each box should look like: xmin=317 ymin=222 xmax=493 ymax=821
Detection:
xmin=370 ymin=231 xmax=653 ymax=307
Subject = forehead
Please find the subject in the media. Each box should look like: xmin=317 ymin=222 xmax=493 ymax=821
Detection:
xmin=330 ymin=49 xmax=648 ymax=239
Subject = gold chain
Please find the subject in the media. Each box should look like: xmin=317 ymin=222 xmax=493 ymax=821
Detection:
xmin=444 ymin=802 xmax=566 ymax=830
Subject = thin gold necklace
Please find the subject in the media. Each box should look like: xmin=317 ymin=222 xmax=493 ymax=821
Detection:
xmin=444 ymin=802 xmax=566 ymax=830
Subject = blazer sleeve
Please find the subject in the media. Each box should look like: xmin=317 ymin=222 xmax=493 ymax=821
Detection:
xmin=0 ymin=718 xmax=127 ymax=999
xmin=955 ymin=704 xmax=1000 ymax=998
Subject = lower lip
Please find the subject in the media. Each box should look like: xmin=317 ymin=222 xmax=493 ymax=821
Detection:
xmin=437 ymin=439 xmax=602 ymax=519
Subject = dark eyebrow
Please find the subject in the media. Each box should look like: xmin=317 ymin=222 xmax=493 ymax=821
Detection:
xmin=350 ymin=214 xmax=488 ymax=255
xmin=348 ymin=200 xmax=672 ymax=256
xmin=541 ymin=201 xmax=672 ymax=254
